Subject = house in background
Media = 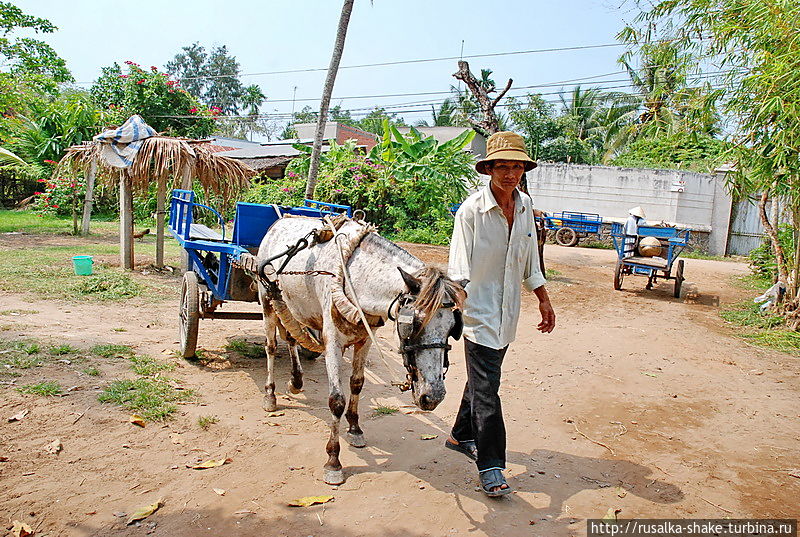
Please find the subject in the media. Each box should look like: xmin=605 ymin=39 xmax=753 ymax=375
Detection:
xmin=396 ymin=126 xmax=487 ymax=160
xmin=219 ymin=122 xmax=379 ymax=178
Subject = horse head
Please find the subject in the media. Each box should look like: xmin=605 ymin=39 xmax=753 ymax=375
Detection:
xmin=396 ymin=267 xmax=466 ymax=411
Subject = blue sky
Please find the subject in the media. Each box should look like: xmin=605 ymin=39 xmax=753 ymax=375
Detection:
xmin=14 ymin=0 xmax=641 ymax=127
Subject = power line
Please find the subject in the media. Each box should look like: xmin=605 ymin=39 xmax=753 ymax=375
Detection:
xmin=174 ymin=42 xmax=627 ymax=82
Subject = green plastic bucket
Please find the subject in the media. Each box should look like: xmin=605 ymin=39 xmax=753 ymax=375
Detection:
xmin=72 ymin=255 xmax=93 ymax=276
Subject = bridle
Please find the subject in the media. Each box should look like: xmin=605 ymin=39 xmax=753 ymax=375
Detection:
xmin=388 ymin=293 xmax=463 ymax=391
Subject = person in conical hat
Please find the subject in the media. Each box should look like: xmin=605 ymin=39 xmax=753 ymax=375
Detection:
xmin=624 ymin=206 xmax=647 ymax=257
xmin=446 ymin=131 xmax=555 ymax=497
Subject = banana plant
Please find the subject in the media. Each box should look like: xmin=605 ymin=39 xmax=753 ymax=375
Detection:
xmin=0 ymin=147 xmax=25 ymax=166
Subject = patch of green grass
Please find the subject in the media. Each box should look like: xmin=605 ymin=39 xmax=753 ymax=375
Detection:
xmin=0 ymin=210 xmax=114 ymax=234
xmin=197 ymin=415 xmax=219 ymax=430
xmin=98 ymin=378 xmax=194 ymax=422
xmin=581 ymin=240 xmax=614 ymax=250
xmin=0 ymin=309 xmax=38 ymax=316
xmin=721 ymin=301 xmax=800 ymax=356
xmin=225 ymin=339 xmax=265 ymax=359
xmin=0 ymin=339 xmax=47 ymax=373
xmin=0 ymin=239 xmax=181 ymax=303
xmin=71 ymin=272 xmax=142 ymax=301
xmin=48 ymin=344 xmax=80 ymax=356
xmin=682 ymin=250 xmax=730 ymax=261
xmin=721 ymin=301 xmax=784 ymax=330
xmin=545 ymin=268 xmax=562 ymax=279
xmin=129 ymin=355 xmax=175 ymax=376
xmin=82 ymin=366 xmax=100 ymax=376
xmin=733 ymin=273 xmax=774 ymax=291
xmin=17 ymin=381 xmax=62 ymax=396
xmin=373 ymin=405 xmax=399 ymax=416
xmin=91 ymin=344 xmax=134 ymax=358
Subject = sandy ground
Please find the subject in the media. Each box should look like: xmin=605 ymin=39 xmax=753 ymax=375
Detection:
xmin=1 ymin=235 xmax=798 ymax=537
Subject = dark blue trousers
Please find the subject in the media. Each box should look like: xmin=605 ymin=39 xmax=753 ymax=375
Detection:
xmin=451 ymin=338 xmax=508 ymax=472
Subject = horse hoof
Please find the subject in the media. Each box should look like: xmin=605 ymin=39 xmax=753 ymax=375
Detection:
xmin=287 ymin=380 xmax=302 ymax=394
xmin=263 ymin=396 xmax=277 ymax=412
xmin=323 ymin=469 xmax=345 ymax=485
xmin=346 ymin=432 xmax=366 ymax=448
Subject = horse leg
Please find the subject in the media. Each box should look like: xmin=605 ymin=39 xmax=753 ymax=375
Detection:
xmin=323 ymin=339 xmax=347 ymax=485
xmin=285 ymin=335 xmax=304 ymax=395
xmin=345 ymin=339 xmax=369 ymax=448
xmin=260 ymin=300 xmax=279 ymax=412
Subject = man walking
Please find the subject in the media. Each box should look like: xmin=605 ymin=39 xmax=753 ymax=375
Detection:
xmin=445 ymin=131 xmax=556 ymax=497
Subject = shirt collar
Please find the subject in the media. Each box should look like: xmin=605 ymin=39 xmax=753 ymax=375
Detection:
xmin=478 ymin=184 xmax=524 ymax=214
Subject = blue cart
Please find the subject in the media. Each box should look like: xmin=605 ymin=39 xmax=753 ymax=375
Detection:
xmin=610 ymin=223 xmax=690 ymax=298
xmin=544 ymin=211 xmax=603 ymax=246
xmin=168 ymin=189 xmax=351 ymax=358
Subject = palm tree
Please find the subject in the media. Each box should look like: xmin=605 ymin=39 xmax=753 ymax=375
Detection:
xmin=240 ymin=84 xmax=266 ymax=116
xmin=0 ymin=147 xmax=25 ymax=166
xmin=306 ymin=0 xmax=355 ymax=199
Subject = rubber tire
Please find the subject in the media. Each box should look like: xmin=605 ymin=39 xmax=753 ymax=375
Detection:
xmin=179 ymin=271 xmax=200 ymax=358
xmin=673 ymin=259 xmax=685 ymax=298
xmin=555 ymin=227 xmax=579 ymax=247
xmin=614 ymin=260 xmax=624 ymax=290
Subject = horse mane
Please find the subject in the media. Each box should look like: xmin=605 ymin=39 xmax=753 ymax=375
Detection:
xmin=414 ymin=266 xmax=466 ymax=330
xmin=359 ymin=231 xmax=464 ymax=328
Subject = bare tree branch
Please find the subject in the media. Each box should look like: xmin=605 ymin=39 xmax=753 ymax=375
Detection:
xmin=453 ymin=60 xmax=512 ymax=136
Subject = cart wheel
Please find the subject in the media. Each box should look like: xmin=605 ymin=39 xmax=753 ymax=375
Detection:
xmin=673 ymin=259 xmax=685 ymax=298
xmin=555 ymin=227 xmax=579 ymax=247
xmin=613 ymin=260 xmax=624 ymax=290
xmin=179 ymin=271 xmax=200 ymax=358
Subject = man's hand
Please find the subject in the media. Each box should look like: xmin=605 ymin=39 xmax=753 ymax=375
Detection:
xmin=537 ymin=300 xmax=555 ymax=333
xmin=533 ymin=286 xmax=555 ymax=333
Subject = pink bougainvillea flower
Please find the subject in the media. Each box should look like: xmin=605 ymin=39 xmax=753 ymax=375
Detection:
xmin=189 ymin=107 xmax=198 ymax=113
xmin=150 ymin=66 xmax=158 ymax=71
xmin=124 ymin=60 xmax=133 ymax=65
xmin=43 ymin=159 xmax=57 ymax=165
xmin=36 ymin=178 xmax=45 ymax=182
xmin=136 ymin=79 xmax=145 ymax=85
xmin=119 ymin=74 xmax=129 ymax=79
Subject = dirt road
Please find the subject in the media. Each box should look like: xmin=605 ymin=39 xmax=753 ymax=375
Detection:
xmin=1 ymin=237 xmax=798 ymax=537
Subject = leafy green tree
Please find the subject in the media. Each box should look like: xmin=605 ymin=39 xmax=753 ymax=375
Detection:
xmin=611 ymin=131 xmax=727 ymax=171
xmin=166 ymin=43 xmax=260 ymax=114
xmin=91 ymin=62 xmax=215 ymax=138
xmin=628 ymin=0 xmax=800 ymax=321
xmin=0 ymin=2 xmax=71 ymax=83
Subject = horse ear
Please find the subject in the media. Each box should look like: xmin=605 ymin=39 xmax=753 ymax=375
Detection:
xmin=397 ymin=267 xmax=421 ymax=294
xmin=458 ymin=279 xmax=469 ymax=289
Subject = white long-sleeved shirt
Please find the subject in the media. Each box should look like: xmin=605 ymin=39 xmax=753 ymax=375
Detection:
xmin=448 ymin=185 xmax=547 ymax=350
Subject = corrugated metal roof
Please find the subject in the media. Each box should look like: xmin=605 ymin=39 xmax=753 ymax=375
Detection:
xmin=217 ymin=145 xmax=305 ymax=158
xmin=237 ymin=156 xmax=293 ymax=170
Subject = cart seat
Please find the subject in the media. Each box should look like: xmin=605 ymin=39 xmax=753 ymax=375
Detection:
xmin=189 ymin=224 xmax=226 ymax=242
xmin=625 ymin=256 xmax=668 ymax=269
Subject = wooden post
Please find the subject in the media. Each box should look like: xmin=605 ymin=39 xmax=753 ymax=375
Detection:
xmin=81 ymin=161 xmax=97 ymax=236
xmin=155 ymin=177 xmax=166 ymax=268
xmin=180 ymin=161 xmax=192 ymax=272
xmin=181 ymin=161 xmax=192 ymax=190
xmin=119 ymin=175 xmax=134 ymax=270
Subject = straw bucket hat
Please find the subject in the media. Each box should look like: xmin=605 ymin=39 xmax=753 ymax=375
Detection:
xmin=475 ymin=131 xmax=537 ymax=174
xmin=629 ymin=206 xmax=646 ymax=218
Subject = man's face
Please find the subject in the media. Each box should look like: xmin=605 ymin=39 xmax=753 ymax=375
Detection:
xmin=488 ymin=159 xmax=525 ymax=194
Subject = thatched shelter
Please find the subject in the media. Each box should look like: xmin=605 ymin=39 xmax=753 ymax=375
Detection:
xmin=58 ymin=135 xmax=253 ymax=270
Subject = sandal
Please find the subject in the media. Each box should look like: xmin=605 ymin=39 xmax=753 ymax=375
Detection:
xmin=444 ymin=437 xmax=478 ymax=461
xmin=479 ymin=468 xmax=512 ymax=497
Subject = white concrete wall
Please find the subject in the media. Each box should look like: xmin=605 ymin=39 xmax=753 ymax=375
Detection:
xmin=527 ymin=163 xmax=720 ymax=230
xmin=521 ymin=162 xmax=733 ymax=254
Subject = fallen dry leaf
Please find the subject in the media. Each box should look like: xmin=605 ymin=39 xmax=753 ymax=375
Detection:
xmin=46 ymin=438 xmax=62 ymax=455
xmin=420 ymin=434 xmax=438 ymax=440
xmin=190 ymin=458 xmax=232 ymax=470
xmin=12 ymin=520 xmax=33 ymax=537
xmin=616 ymin=487 xmax=628 ymax=498
xmin=8 ymin=409 xmax=29 ymax=422
xmin=126 ymin=499 xmax=163 ymax=525
xmin=212 ymin=488 xmax=226 ymax=496
xmin=288 ymin=495 xmax=334 ymax=507
xmin=129 ymin=414 xmax=146 ymax=428
xmin=266 ymin=411 xmax=285 ymax=418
